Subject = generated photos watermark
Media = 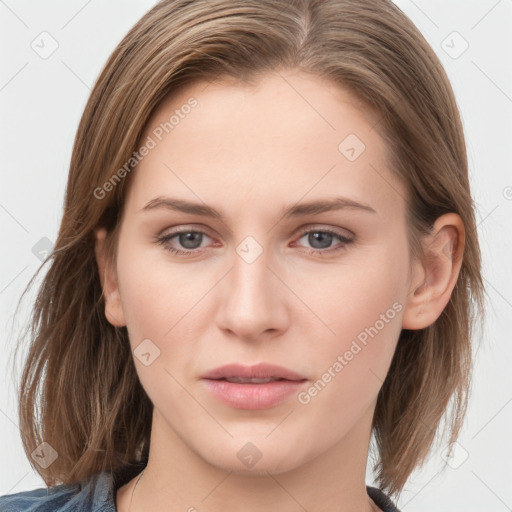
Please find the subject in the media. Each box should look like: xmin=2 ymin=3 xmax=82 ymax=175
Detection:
xmin=93 ymin=97 xmax=198 ymax=200
xmin=297 ymin=301 xmax=403 ymax=405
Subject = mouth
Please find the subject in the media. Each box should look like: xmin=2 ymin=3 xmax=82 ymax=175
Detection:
xmin=201 ymin=362 xmax=307 ymax=381
xmin=217 ymin=376 xmax=289 ymax=384
xmin=200 ymin=363 xmax=308 ymax=409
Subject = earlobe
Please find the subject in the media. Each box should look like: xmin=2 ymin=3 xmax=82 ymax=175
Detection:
xmin=402 ymin=213 xmax=464 ymax=330
xmin=94 ymin=227 xmax=127 ymax=327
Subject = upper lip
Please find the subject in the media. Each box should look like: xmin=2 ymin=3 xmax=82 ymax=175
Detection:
xmin=201 ymin=363 xmax=306 ymax=381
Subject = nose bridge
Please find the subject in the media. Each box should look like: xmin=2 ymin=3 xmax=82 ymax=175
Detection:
xmin=230 ymin=236 xmax=275 ymax=313
xmin=215 ymin=233 xmax=288 ymax=339
xmin=232 ymin=241 xmax=270 ymax=301
xmin=229 ymin=221 xmax=275 ymax=297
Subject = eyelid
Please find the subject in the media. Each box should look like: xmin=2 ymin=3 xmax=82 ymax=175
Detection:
xmin=295 ymin=224 xmax=354 ymax=238
xmin=158 ymin=224 xmax=216 ymax=239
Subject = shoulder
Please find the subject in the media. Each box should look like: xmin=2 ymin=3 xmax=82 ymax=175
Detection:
xmin=0 ymin=482 xmax=82 ymax=512
xmin=0 ymin=471 xmax=113 ymax=512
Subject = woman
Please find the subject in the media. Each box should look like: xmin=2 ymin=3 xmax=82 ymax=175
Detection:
xmin=0 ymin=0 xmax=485 ymax=511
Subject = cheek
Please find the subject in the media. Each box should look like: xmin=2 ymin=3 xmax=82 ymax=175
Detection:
xmin=270 ymin=260 xmax=407 ymax=459
xmin=115 ymin=239 xmax=205 ymax=340
xmin=293 ymin=246 xmax=408 ymax=419
xmin=114 ymin=240 xmax=224 ymax=396
xmin=301 ymin=246 xmax=406 ymax=342
xmin=114 ymin=250 xmax=204 ymax=405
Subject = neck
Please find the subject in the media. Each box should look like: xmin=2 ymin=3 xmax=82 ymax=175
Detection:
xmin=118 ymin=405 xmax=381 ymax=512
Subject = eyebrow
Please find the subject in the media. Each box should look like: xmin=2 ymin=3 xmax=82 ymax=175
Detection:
xmin=141 ymin=195 xmax=377 ymax=219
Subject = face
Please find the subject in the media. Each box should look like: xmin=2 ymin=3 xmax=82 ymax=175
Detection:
xmin=98 ymin=69 xmax=420 ymax=475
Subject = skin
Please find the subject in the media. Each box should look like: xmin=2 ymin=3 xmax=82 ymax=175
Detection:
xmin=95 ymin=69 xmax=464 ymax=512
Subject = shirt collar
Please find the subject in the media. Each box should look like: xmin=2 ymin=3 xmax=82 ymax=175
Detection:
xmin=88 ymin=459 xmax=148 ymax=511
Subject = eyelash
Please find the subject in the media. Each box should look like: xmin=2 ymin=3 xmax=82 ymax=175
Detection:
xmin=155 ymin=226 xmax=353 ymax=257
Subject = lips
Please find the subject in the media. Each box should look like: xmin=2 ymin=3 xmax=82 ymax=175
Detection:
xmin=200 ymin=363 xmax=308 ymax=409
xmin=201 ymin=362 xmax=306 ymax=382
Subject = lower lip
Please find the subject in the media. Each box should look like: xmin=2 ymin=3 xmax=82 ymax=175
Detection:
xmin=200 ymin=378 xmax=307 ymax=410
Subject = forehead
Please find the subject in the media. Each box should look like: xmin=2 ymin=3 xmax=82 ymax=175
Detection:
xmin=125 ymin=70 xmax=407 ymax=222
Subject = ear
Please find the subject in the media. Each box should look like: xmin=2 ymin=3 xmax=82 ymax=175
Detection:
xmin=94 ymin=227 xmax=126 ymax=327
xmin=402 ymin=213 xmax=465 ymax=330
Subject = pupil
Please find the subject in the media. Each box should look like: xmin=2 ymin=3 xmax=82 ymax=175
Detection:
xmin=180 ymin=232 xmax=202 ymax=249
xmin=309 ymin=232 xmax=332 ymax=249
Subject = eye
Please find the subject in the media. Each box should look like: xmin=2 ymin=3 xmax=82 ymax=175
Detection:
xmin=293 ymin=226 xmax=353 ymax=255
xmin=155 ymin=228 xmax=214 ymax=255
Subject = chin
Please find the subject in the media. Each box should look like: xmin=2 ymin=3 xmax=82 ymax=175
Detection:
xmin=198 ymin=439 xmax=309 ymax=476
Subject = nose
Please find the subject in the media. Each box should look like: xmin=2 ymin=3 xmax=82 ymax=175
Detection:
xmin=214 ymin=244 xmax=290 ymax=342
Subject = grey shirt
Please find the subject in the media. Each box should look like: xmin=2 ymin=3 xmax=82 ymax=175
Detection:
xmin=0 ymin=460 xmax=401 ymax=511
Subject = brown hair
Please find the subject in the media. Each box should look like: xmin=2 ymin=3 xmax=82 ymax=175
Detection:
xmin=11 ymin=0 xmax=485 ymax=498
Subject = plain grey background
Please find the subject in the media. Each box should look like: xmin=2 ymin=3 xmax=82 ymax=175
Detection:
xmin=1 ymin=0 xmax=511 ymax=510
